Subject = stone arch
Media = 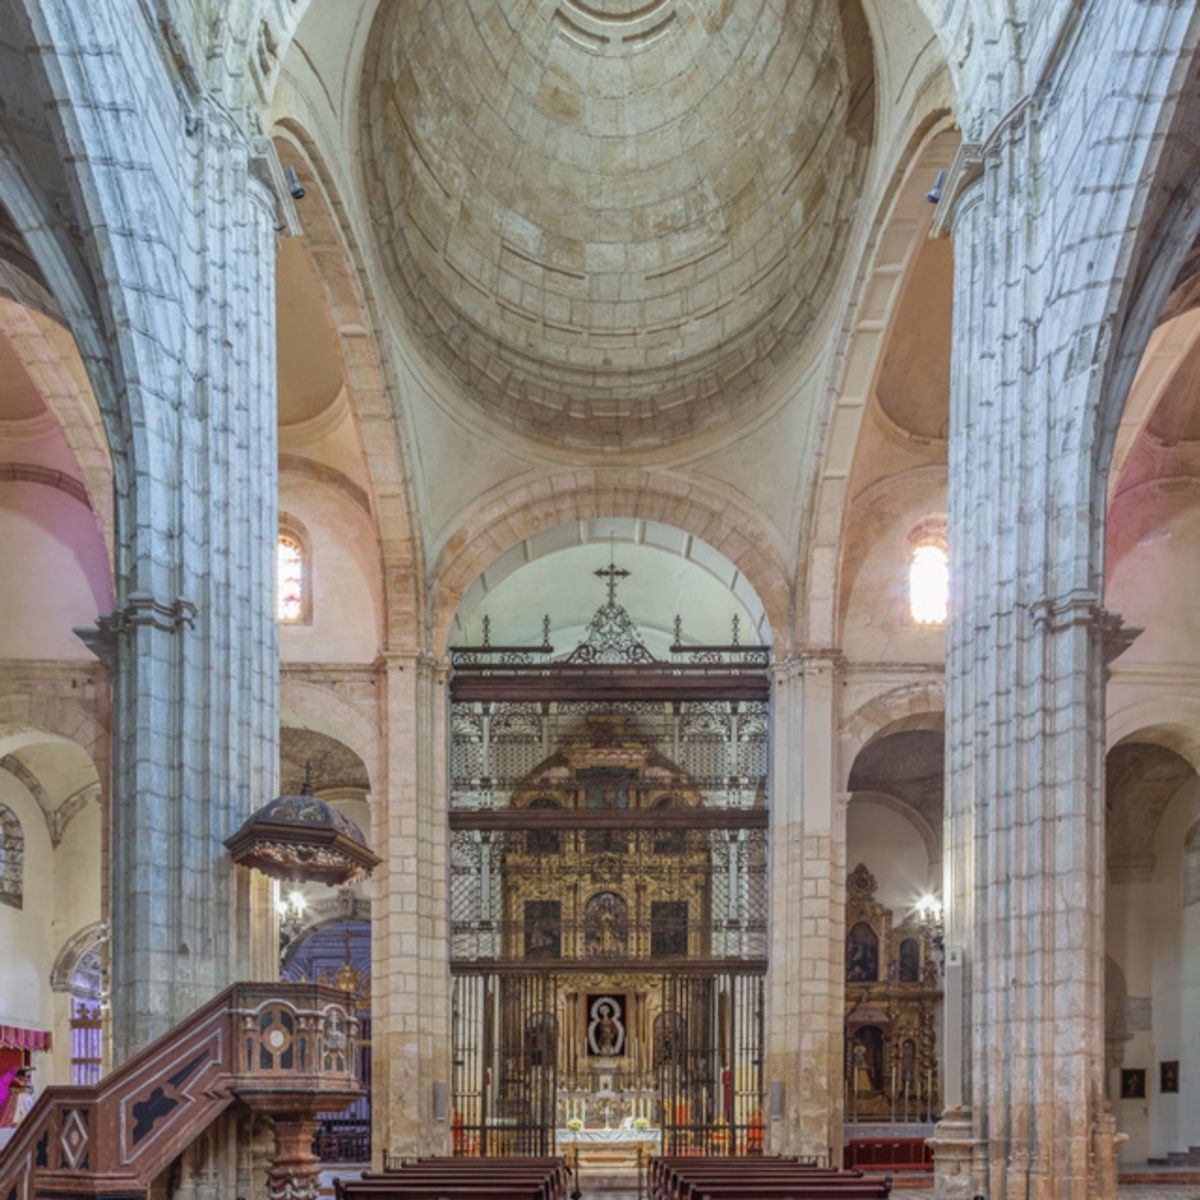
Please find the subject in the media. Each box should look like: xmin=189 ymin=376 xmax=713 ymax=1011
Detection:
xmin=0 ymin=2 xmax=196 ymax=583
xmin=1106 ymin=307 xmax=1200 ymax=501
xmin=840 ymin=681 xmax=945 ymax=777
xmin=50 ymin=920 xmax=104 ymax=994
xmin=271 ymin=124 xmax=424 ymax=651
xmin=800 ymin=120 xmax=959 ymax=646
xmin=0 ymin=689 xmax=110 ymax=781
xmin=1107 ymin=699 xmax=1200 ymax=776
xmin=280 ymin=677 xmax=381 ymax=793
xmin=430 ymin=469 xmax=792 ymax=655
xmin=0 ymin=297 xmax=113 ymax=564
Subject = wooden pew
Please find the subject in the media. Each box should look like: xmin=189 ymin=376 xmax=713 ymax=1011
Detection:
xmin=335 ymin=1155 xmax=570 ymax=1200
xmin=649 ymin=1154 xmax=890 ymax=1200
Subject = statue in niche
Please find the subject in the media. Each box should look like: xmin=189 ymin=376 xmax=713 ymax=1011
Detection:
xmin=846 ymin=922 xmax=879 ymax=982
xmin=587 ymin=995 xmax=626 ymax=1057
xmin=851 ymin=1041 xmax=875 ymax=1096
xmin=849 ymin=1026 xmax=884 ymax=1093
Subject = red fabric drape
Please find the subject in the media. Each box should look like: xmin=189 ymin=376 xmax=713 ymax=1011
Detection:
xmin=0 ymin=1025 xmax=51 ymax=1052
xmin=0 ymin=1048 xmax=22 ymax=1127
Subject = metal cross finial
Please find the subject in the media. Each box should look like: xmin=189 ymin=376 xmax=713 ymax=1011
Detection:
xmin=594 ymin=561 xmax=630 ymax=605
xmin=301 ymin=762 xmax=314 ymax=795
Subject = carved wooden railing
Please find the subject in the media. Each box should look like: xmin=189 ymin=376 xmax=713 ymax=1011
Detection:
xmin=0 ymin=982 xmax=363 ymax=1200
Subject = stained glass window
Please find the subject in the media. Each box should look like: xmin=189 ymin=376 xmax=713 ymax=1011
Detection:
xmin=908 ymin=534 xmax=948 ymax=625
xmin=277 ymin=534 xmax=305 ymax=623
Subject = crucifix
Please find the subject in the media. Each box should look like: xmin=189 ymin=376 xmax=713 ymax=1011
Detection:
xmin=594 ymin=562 xmax=630 ymax=605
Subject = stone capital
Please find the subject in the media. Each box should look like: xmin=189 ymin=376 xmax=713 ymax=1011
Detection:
xmin=79 ymin=593 xmax=198 ymax=666
xmin=1029 ymin=592 xmax=1142 ymax=664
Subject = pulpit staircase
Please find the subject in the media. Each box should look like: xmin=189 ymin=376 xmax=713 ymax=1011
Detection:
xmin=0 ymin=982 xmax=363 ymax=1200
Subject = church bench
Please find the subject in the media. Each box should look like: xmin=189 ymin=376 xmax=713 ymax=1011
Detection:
xmin=336 ymin=1187 xmax=550 ymax=1200
xmin=335 ymin=1156 xmax=570 ymax=1200
xmin=648 ymin=1157 xmax=889 ymax=1200
xmin=351 ymin=1173 xmax=565 ymax=1198
xmin=676 ymin=1186 xmax=889 ymax=1200
xmin=651 ymin=1160 xmax=846 ymax=1197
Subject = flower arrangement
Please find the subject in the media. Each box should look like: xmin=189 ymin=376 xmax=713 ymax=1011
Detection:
xmin=632 ymin=1116 xmax=650 ymax=1131
xmin=566 ymin=1117 xmax=584 ymax=1131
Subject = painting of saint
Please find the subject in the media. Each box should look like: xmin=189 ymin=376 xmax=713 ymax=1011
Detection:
xmin=1120 ymin=1068 xmax=1146 ymax=1099
xmin=899 ymin=938 xmax=920 ymax=983
xmin=524 ymin=900 xmax=561 ymax=960
xmin=846 ymin=922 xmax=879 ymax=982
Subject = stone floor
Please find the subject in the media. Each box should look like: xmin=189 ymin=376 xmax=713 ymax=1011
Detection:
xmin=589 ymin=1187 xmax=1200 ymax=1200
xmin=872 ymin=1186 xmax=1200 ymax=1200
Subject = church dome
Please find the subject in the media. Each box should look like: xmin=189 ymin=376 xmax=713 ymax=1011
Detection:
xmin=361 ymin=0 xmax=874 ymax=451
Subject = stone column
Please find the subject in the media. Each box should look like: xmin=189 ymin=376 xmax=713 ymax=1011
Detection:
xmin=764 ymin=652 xmax=845 ymax=1165
xmin=372 ymin=652 xmax=453 ymax=1161
xmin=90 ymin=100 xmax=283 ymax=1060
xmin=933 ymin=123 xmax=1116 ymax=1199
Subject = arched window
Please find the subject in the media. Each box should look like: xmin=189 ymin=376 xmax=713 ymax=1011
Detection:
xmin=0 ymin=802 xmax=24 ymax=909
xmin=276 ymin=521 xmax=309 ymax=624
xmin=908 ymin=519 xmax=948 ymax=625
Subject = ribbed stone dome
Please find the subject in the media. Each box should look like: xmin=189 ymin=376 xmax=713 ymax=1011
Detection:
xmin=361 ymin=0 xmax=873 ymax=450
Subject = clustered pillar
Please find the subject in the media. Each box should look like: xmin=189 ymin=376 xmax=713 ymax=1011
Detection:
xmin=931 ymin=124 xmax=1116 ymax=1200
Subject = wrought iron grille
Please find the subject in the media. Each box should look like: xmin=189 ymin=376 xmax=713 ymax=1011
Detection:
xmin=451 ymin=699 xmax=768 ymax=801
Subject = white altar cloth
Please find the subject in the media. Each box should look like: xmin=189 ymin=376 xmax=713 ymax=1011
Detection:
xmin=555 ymin=1126 xmax=662 ymax=1150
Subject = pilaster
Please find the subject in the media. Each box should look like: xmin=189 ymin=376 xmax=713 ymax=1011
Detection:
xmin=371 ymin=651 xmax=452 ymax=1162
xmin=765 ymin=651 xmax=846 ymax=1164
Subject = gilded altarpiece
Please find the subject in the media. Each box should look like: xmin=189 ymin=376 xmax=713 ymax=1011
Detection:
xmin=448 ymin=566 xmax=770 ymax=1160
xmin=843 ymin=864 xmax=941 ymax=1122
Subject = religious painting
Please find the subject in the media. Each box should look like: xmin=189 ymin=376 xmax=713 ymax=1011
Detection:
xmin=846 ymin=921 xmax=879 ymax=982
xmin=651 ymin=900 xmax=689 ymax=958
xmin=898 ymin=937 xmax=920 ymax=983
xmin=1120 ymin=1068 xmax=1146 ymax=1099
xmin=580 ymin=766 xmax=632 ymax=809
xmin=586 ymin=994 xmax=626 ymax=1057
xmin=1160 ymin=1061 xmax=1179 ymax=1094
xmin=583 ymin=891 xmax=629 ymax=958
xmin=524 ymin=900 xmax=561 ymax=960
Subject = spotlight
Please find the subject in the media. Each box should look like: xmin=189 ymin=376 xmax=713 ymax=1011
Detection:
xmin=926 ymin=169 xmax=946 ymax=205
xmin=285 ymin=164 xmax=306 ymax=200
